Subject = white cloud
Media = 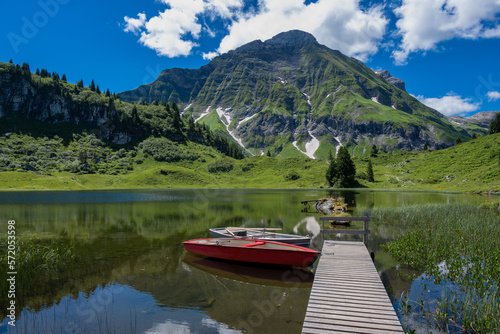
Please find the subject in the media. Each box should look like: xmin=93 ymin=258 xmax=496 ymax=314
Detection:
xmin=217 ymin=0 xmax=388 ymax=62
xmin=123 ymin=0 xmax=244 ymax=57
xmin=124 ymin=13 xmax=146 ymax=35
xmin=415 ymin=93 xmax=481 ymax=116
xmin=202 ymin=51 xmax=219 ymax=60
xmin=487 ymin=91 xmax=500 ymax=102
xmin=393 ymin=0 xmax=500 ymax=64
xmin=123 ymin=0 xmax=388 ymax=61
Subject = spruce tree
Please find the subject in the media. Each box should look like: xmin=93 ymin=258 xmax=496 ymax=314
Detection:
xmin=96 ymin=85 xmax=101 ymax=94
xmin=370 ymin=144 xmax=379 ymax=157
xmin=367 ymin=160 xmax=374 ymax=182
xmin=61 ymin=74 xmax=67 ymax=82
xmin=89 ymin=79 xmax=96 ymax=92
xmin=336 ymin=146 xmax=356 ymax=187
xmin=489 ymin=113 xmax=500 ymax=134
xmin=325 ymin=158 xmax=339 ymax=187
xmin=77 ymin=79 xmax=84 ymax=88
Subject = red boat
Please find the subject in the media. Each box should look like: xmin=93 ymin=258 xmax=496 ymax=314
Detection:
xmin=183 ymin=238 xmax=320 ymax=267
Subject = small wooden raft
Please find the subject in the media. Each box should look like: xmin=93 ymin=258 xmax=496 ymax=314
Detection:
xmin=301 ymin=241 xmax=403 ymax=333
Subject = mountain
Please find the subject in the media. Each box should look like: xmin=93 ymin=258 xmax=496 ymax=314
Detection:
xmin=0 ymin=61 xmax=245 ymax=159
xmin=120 ymin=30 xmax=476 ymax=159
xmin=450 ymin=111 xmax=499 ymax=130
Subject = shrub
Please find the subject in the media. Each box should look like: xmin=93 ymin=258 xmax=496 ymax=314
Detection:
xmin=207 ymin=161 xmax=233 ymax=173
xmin=283 ymin=170 xmax=300 ymax=181
xmin=142 ymin=137 xmax=199 ymax=162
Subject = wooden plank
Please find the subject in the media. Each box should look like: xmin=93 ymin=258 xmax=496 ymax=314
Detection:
xmin=322 ymin=229 xmax=370 ymax=235
xmin=319 ymin=216 xmax=370 ymax=222
xmin=301 ymin=240 xmax=403 ymax=333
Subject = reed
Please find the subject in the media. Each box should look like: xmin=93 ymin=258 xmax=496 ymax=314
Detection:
xmin=373 ymin=203 xmax=500 ymax=332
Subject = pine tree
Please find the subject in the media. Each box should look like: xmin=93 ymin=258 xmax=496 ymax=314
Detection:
xmin=105 ymin=89 xmax=111 ymax=97
xmin=96 ymin=85 xmax=101 ymax=94
xmin=35 ymin=68 xmax=40 ymax=75
xmin=489 ymin=113 xmax=500 ymax=134
xmin=336 ymin=146 xmax=356 ymax=187
xmin=455 ymin=137 xmax=462 ymax=145
xmin=423 ymin=142 xmax=429 ymax=151
xmin=77 ymin=79 xmax=84 ymax=88
xmin=89 ymin=79 xmax=95 ymax=92
xmin=370 ymin=144 xmax=379 ymax=157
xmin=61 ymin=74 xmax=67 ymax=82
xmin=131 ymin=105 xmax=139 ymax=124
xmin=326 ymin=158 xmax=338 ymax=187
xmin=367 ymin=159 xmax=374 ymax=182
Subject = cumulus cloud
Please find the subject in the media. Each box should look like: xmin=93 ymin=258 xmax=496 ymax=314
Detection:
xmin=415 ymin=93 xmax=481 ymax=116
xmin=202 ymin=51 xmax=219 ymax=60
xmin=124 ymin=13 xmax=146 ymax=35
xmin=123 ymin=0 xmax=244 ymax=57
xmin=393 ymin=0 xmax=500 ymax=64
xmin=123 ymin=0 xmax=388 ymax=61
xmin=217 ymin=0 xmax=388 ymax=62
xmin=487 ymin=91 xmax=500 ymax=102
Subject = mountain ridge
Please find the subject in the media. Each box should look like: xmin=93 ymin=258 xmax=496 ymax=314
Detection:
xmin=120 ymin=30 xmax=481 ymax=158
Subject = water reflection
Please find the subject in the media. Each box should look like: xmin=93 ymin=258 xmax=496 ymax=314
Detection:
xmin=0 ymin=189 xmax=485 ymax=333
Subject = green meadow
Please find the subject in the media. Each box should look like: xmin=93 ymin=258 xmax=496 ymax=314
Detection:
xmin=0 ymin=132 xmax=499 ymax=194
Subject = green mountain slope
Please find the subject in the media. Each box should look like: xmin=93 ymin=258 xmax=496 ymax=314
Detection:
xmin=120 ymin=30 xmax=479 ymax=158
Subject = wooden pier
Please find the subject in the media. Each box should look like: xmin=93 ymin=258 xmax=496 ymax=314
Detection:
xmin=301 ymin=217 xmax=403 ymax=333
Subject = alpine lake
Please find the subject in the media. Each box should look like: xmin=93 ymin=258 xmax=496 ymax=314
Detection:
xmin=0 ymin=189 xmax=494 ymax=333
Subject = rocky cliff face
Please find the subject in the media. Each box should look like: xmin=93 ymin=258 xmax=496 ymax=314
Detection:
xmin=0 ymin=66 xmax=133 ymax=144
xmin=374 ymin=70 xmax=406 ymax=92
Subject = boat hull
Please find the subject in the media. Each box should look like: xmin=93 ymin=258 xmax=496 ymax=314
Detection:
xmin=209 ymin=228 xmax=311 ymax=247
xmin=183 ymin=238 xmax=319 ymax=267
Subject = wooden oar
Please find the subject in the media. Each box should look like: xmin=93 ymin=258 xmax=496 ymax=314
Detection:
xmin=225 ymin=228 xmax=236 ymax=237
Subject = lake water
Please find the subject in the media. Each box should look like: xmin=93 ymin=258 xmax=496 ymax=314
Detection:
xmin=0 ymin=189 xmax=485 ymax=333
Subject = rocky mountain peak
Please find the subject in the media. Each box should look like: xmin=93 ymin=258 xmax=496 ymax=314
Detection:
xmin=264 ymin=30 xmax=318 ymax=47
xmin=374 ymin=69 xmax=406 ymax=92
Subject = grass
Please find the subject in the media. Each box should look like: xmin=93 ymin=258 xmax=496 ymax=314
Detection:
xmin=374 ymin=203 xmax=500 ymax=333
xmin=0 ymin=133 xmax=498 ymax=193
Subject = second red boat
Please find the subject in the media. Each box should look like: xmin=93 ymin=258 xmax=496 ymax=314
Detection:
xmin=183 ymin=238 xmax=320 ymax=267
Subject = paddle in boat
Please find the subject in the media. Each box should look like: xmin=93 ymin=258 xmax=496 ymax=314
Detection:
xmin=183 ymin=238 xmax=320 ymax=267
xmin=209 ymin=227 xmax=311 ymax=247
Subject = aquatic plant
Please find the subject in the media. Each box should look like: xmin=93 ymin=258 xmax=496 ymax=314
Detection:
xmin=376 ymin=203 xmax=500 ymax=332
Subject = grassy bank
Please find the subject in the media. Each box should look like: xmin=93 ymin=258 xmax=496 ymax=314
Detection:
xmin=0 ymin=133 xmax=498 ymax=193
xmin=373 ymin=203 xmax=500 ymax=332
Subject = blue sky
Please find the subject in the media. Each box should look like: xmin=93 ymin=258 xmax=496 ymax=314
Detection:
xmin=1 ymin=0 xmax=499 ymax=116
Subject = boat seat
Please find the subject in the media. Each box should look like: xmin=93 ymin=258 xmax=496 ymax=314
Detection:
xmin=241 ymin=241 xmax=266 ymax=247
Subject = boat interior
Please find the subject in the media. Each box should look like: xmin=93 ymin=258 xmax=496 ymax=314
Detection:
xmin=193 ymin=238 xmax=303 ymax=250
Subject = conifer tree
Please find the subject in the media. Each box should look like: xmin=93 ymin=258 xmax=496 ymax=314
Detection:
xmin=370 ymin=144 xmax=379 ymax=157
xmin=61 ymin=74 xmax=67 ymax=82
xmin=105 ymin=88 xmax=111 ymax=97
xmin=77 ymin=79 xmax=84 ymax=88
xmin=96 ymin=85 xmax=101 ymax=94
xmin=336 ymin=146 xmax=356 ymax=187
xmin=89 ymin=79 xmax=96 ymax=92
xmin=489 ymin=113 xmax=500 ymax=134
xmin=367 ymin=160 xmax=374 ymax=182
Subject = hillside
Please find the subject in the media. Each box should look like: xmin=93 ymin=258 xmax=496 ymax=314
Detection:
xmin=1 ymin=130 xmax=498 ymax=193
xmin=120 ymin=30 xmax=479 ymax=158
xmin=0 ymin=61 xmax=245 ymax=163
